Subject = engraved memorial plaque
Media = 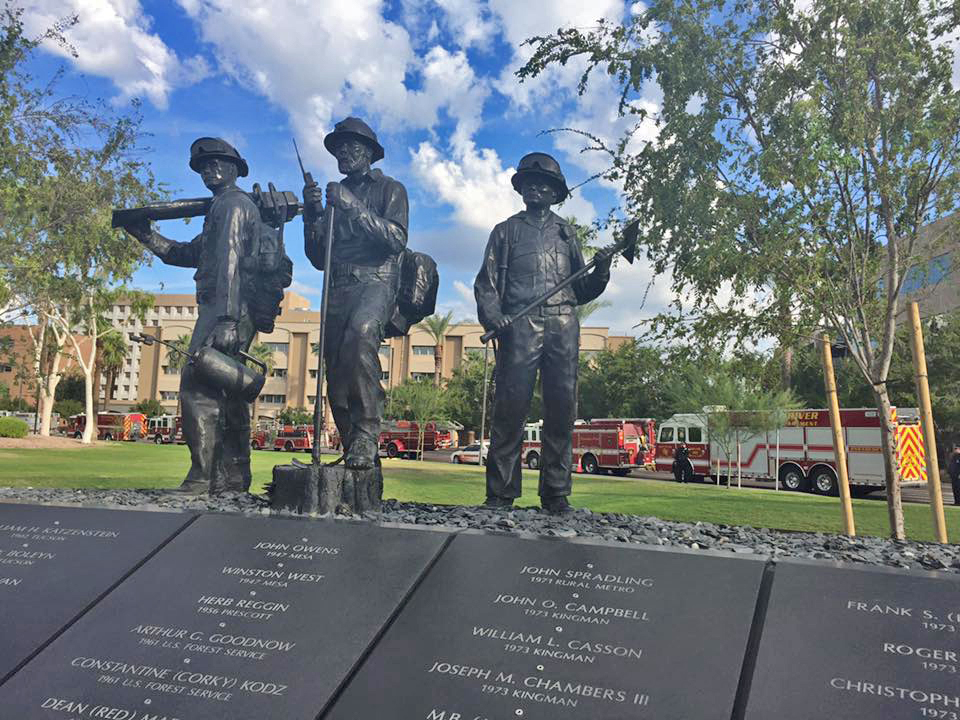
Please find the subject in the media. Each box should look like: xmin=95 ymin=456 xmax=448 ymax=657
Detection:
xmin=0 ymin=514 xmax=449 ymax=719
xmin=744 ymin=559 xmax=960 ymax=720
xmin=326 ymin=532 xmax=767 ymax=719
xmin=0 ymin=504 xmax=193 ymax=682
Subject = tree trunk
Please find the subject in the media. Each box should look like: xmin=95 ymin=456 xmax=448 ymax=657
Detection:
xmin=873 ymin=386 xmax=905 ymax=539
xmin=82 ymin=362 xmax=95 ymax=444
xmin=781 ymin=345 xmax=793 ymax=391
xmin=38 ymin=348 xmax=62 ymax=437
xmin=434 ymin=343 xmax=443 ymax=387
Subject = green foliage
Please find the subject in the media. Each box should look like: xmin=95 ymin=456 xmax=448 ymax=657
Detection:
xmin=278 ymin=406 xmax=312 ymax=426
xmin=0 ymin=416 xmax=27 ymax=438
xmin=164 ymin=334 xmax=192 ymax=373
xmin=443 ymin=353 xmax=495 ymax=433
xmin=130 ymin=398 xmax=163 ymax=418
xmin=578 ymin=341 xmax=671 ymax=420
xmin=53 ymin=399 xmax=82 ymax=418
xmin=247 ymin=342 xmax=276 ymax=375
xmin=55 ymin=373 xmax=84 ymax=402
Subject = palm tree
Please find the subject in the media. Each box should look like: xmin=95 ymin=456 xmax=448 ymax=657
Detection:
xmin=98 ymin=330 xmax=127 ymax=411
xmin=165 ymin=334 xmax=191 ymax=416
xmin=417 ymin=311 xmax=454 ymax=387
xmin=246 ymin=341 xmax=276 ymax=424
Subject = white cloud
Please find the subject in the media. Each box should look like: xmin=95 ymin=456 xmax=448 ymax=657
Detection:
xmin=175 ymin=0 xmax=488 ymax=167
xmin=24 ymin=0 xmax=207 ymax=108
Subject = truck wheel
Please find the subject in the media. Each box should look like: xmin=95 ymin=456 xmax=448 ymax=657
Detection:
xmin=154 ymin=435 xmax=162 ymax=445
xmin=250 ymin=440 xmax=259 ymax=450
xmin=581 ymin=454 xmax=599 ymax=474
xmin=103 ymin=433 xmax=113 ymax=442
xmin=527 ymin=452 xmax=540 ymax=470
xmin=454 ymin=455 xmax=462 ymax=464
xmin=284 ymin=441 xmax=294 ymax=452
xmin=780 ymin=466 xmax=808 ymax=492
xmin=74 ymin=431 xmax=82 ymax=440
xmin=812 ymin=469 xmax=839 ymax=496
xmin=387 ymin=443 xmax=399 ymax=459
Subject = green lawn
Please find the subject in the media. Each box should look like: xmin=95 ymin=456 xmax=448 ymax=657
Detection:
xmin=1 ymin=442 xmax=958 ymax=543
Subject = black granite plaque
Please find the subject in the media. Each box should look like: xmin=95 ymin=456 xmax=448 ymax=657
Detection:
xmin=0 ymin=504 xmax=193 ymax=683
xmin=0 ymin=514 xmax=449 ymax=719
xmin=744 ymin=559 xmax=960 ymax=720
xmin=326 ymin=532 xmax=768 ymax=720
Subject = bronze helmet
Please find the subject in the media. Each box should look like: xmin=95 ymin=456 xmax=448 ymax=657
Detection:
xmin=511 ymin=152 xmax=570 ymax=201
xmin=189 ymin=137 xmax=249 ymax=177
xmin=323 ymin=117 xmax=385 ymax=163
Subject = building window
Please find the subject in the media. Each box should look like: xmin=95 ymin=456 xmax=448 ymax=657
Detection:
xmin=264 ymin=342 xmax=289 ymax=353
xmin=308 ymin=395 xmax=316 ymax=404
xmin=162 ymin=365 xmax=180 ymax=375
xmin=379 ymin=345 xmax=391 ymax=356
xmin=271 ymin=368 xmax=287 ymax=378
xmin=160 ymin=391 xmax=179 ymax=400
xmin=0 ymin=363 xmax=11 ymax=372
xmin=309 ymin=369 xmax=318 ymax=378
xmin=413 ymin=345 xmax=435 ymax=356
xmin=261 ymin=394 xmax=286 ymax=404
xmin=381 ymin=371 xmax=390 ymax=381
xmin=411 ymin=372 xmax=433 ymax=381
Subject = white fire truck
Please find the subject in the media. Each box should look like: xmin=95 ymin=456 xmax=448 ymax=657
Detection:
xmin=521 ymin=419 xmax=648 ymax=475
xmin=147 ymin=415 xmax=182 ymax=444
xmin=653 ymin=407 xmax=926 ymax=495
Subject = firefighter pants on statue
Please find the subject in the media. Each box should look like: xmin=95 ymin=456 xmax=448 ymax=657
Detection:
xmin=179 ymin=364 xmax=252 ymax=493
xmin=324 ymin=271 xmax=398 ymax=454
xmin=487 ymin=310 xmax=579 ymax=500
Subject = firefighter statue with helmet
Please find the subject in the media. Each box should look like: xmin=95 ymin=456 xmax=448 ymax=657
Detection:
xmin=474 ymin=152 xmax=613 ymax=514
xmin=122 ymin=137 xmax=288 ymax=495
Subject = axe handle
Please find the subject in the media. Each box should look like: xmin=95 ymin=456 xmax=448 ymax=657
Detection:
xmin=111 ymin=198 xmax=212 ymax=228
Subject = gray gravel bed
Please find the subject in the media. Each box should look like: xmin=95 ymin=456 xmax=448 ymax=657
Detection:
xmin=2 ymin=487 xmax=957 ymax=575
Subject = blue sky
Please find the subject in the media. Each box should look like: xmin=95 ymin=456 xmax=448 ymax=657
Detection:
xmin=23 ymin=0 xmax=669 ymax=334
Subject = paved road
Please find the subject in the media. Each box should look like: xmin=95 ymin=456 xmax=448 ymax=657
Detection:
xmin=417 ymin=448 xmax=957 ymax=506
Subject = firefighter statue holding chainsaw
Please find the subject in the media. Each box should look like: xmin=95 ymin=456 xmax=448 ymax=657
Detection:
xmin=121 ymin=137 xmax=293 ymax=495
xmin=475 ymin=152 xmax=636 ymax=514
xmin=302 ymin=117 xmax=419 ymax=472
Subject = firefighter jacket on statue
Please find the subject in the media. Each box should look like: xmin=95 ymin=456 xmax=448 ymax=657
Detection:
xmin=474 ymin=153 xmax=611 ymax=514
xmin=125 ymin=138 xmax=260 ymax=495
xmin=303 ymin=117 xmax=409 ymax=470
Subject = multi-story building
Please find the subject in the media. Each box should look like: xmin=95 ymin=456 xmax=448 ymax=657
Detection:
xmin=0 ymin=325 xmax=92 ymax=407
xmin=109 ymin=291 xmax=630 ymax=420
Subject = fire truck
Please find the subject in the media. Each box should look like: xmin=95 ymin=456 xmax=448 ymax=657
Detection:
xmin=250 ymin=423 xmax=275 ymax=451
xmin=521 ymin=419 xmax=648 ymax=475
xmin=147 ymin=415 xmax=183 ymax=444
xmin=379 ymin=421 xmax=454 ymax=459
xmin=68 ymin=412 xmax=146 ymax=441
xmin=653 ymin=407 xmax=927 ymax=495
xmin=273 ymin=425 xmax=314 ymax=452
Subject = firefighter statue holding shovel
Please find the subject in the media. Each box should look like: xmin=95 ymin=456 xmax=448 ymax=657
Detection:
xmin=474 ymin=152 xmax=637 ymax=514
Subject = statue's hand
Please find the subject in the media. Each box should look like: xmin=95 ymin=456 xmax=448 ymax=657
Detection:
xmin=493 ymin=316 xmax=511 ymax=332
xmin=593 ymin=245 xmax=614 ymax=272
xmin=123 ymin=219 xmax=154 ymax=245
xmin=326 ymin=181 xmax=360 ymax=212
xmin=303 ymin=183 xmax=323 ymax=223
xmin=211 ymin=319 xmax=239 ymax=355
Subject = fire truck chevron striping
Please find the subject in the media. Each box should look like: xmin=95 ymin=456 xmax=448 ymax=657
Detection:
xmin=655 ymin=407 xmax=927 ymax=495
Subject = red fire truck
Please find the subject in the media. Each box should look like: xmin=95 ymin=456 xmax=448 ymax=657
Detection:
xmin=147 ymin=415 xmax=183 ymax=444
xmin=379 ymin=421 xmax=454 ymax=459
xmin=68 ymin=412 xmax=146 ymax=441
xmin=273 ymin=425 xmax=314 ymax=452
xmin=250 ymin=424 xmax=274 ymax=450
xmin=521 ymin=419 xmax=648 ymax=475
xmin=653 ymin=407 xmax=927 ymax=495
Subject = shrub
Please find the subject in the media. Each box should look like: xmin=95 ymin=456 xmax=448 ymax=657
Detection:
xmin=0 ymin=417 xmax=28 ymax=438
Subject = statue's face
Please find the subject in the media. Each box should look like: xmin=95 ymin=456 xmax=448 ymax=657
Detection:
xmin=198 ymin=157 xmax=238 ymax=191
xmin=520 ymin=176 xmax=559 ymax=208
xmin=333 ymin=138 xmax=373 ymax=176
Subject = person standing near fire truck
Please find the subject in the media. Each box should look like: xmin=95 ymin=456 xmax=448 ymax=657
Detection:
xmin=948 ymin=446 xmax=960 ymax=505
xmin=474 ymin=152 xmax=612 ymax=514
